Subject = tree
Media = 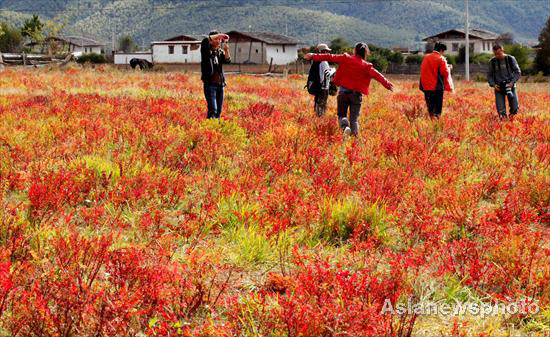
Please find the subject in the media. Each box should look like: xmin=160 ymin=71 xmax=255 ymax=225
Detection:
xmin=329 ymin=37 xmax=352 ymax=54
xmin=388 ymin=51 xmax=404 ymax=64
xmin=405 ymin=54 xmax=423 ymax=64
xmin=0 ymin=22 xmax=23 ymax=53
xmin=42 ymin=19 xmax=67 ymax=56
xmin=22 ymin=15 xmax=44 ymax=41
xmin=368 ymin=53 xmax=388 ymax=72
xmin=506 ymin=44 xmax=530 ymax=71
xmin=118 ymin=35 xmax=137 ymax=53
xmin=534 ymin=17 xmax=550 ymax=75
xmin=497 ymin=32 xmax=515 ymax=45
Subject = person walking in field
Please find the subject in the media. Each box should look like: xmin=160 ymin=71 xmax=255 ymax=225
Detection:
xmin=306 ymin=43 xmax=333 ymax=117
xmin=487 ymin=44 xmax=521 ymax=120
xmin=419 ymin=42 xmax=454 ymax=119
xmin=201 ymin=30 xmax=231 ymax=119
xmin=305 ymin=42 xmax=394 ymax=137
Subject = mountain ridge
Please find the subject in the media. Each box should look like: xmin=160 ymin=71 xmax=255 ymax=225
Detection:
xmin=0 ymin=0 xmax=547 ymax=48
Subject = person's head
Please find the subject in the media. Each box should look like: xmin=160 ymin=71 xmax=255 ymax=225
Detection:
xmin=209 ymin=30 xmax=221 ymax=48
xmin=317 ymin=43 xmax=331 ymax=54
xmin=493 ymin=44 xmax=505 ymax=59
xmin=354 ymin=42 xmax=370 ymax=60
xmin=434 ymin=42 xmax=447 ymax=54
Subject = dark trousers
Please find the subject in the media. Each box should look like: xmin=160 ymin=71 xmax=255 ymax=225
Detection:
xmin=337 ymin=92 xmax=362 ymax=136
xmin=423 ymin=90 xmax=444 ymax=117
xmin=495 ymin=87 xmax=519 ymax=117
xmin=204 ymin=83 xmax=224 ymax=119
xmin=314 ymin=90 xmax=329 ymax=117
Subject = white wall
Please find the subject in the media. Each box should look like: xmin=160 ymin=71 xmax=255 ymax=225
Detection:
xmin=114 ymin=53 xmax=153 ymax=65
xmin=152 ymin=43 xmax=201 ymax=64
xmin=71 ymin=45 xmax=103 ymax=54
xmin=227 ymin=42 xmax=298 ymax=64
xmin=265 ymin=44 xmax=298 ymax=65
xmin=440 ymin=39 xmax=495 ymax=55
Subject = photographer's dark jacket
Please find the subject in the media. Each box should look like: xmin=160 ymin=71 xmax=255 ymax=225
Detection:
xmin=488 ymin=55 xmax=521 ymax=87
xmin=201 ymin=38 xmax=231 ymax=85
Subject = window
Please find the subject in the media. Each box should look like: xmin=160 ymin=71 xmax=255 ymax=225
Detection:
xmin=182 ymin=45 xmax=188 ymax=54
xmin=283 ymin=45 xmax=286 ymax=53
xmin=168 ymin=45 xmax=174 ymax=54
xmin=256 ymin=49 xmax=259 ymax=53
xmin=238 ymin=47 xmax=242 ymax=53
xmin=276 ymin=48 xmax=279 ymax=53
xmin=452 ymin=43 xmax=459 ymax=52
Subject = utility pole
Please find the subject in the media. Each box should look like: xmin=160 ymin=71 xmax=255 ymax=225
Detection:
xmin=111 ymin=16 xmax=115 ymax=53
xmin=465 ymin=0 xmax=470 ymax=81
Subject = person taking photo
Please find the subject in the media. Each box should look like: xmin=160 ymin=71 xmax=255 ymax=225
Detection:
xmin=201 ymin=30 xmax=231 ymax=119
xmin=487 ymin=44 xmax=521 ymax=120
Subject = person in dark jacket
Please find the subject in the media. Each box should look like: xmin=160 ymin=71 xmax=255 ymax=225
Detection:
xmin=305 ymin=43 xmax=394 ymax=137
xmin=487 ymin=44 xmax=521 ymax=119
xmin=313 ymin=43 xmax=332 ymax=117
xmin=201 ymin=31 xmax=231 ymax=119
xmin=419 ymin=42 xmax=454 ymax=119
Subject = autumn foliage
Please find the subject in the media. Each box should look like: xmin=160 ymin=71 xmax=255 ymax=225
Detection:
xmin=0 ymin=67 xmax=548 ymax=336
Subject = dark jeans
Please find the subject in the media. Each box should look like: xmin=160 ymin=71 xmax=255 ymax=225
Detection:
xmin=337 ymin=91 xmax=362 ymax=136
xmin=424 ymin=90 xmax=444 ymax=117
xmin=204 ymin=83 xmax=224 ymax=119
xmin=495 ymin=87 xmax=519 ymax=117
xmin=314 ymin=90 xmax=329 ymax=117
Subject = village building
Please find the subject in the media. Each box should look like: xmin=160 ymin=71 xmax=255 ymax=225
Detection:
xmin=26 ymin=36 xmax=105 ymax=55
xmin=423 ymin=28 xmax=500 ymax=55
xmin=114 ymin=32 xmax=300 ymax=66
xmin=150 ymin=34 xmax=203 ymax=64
xmin=226 ymin=31 xmax=299 ymax=65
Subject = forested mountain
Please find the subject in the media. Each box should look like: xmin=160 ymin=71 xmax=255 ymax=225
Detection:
xmin=0 ymin=0 xmax=547 ymax=47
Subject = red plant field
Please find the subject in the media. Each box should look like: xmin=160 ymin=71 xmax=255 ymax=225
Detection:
xmin=0 ymin=66 xmax=548 ymax=336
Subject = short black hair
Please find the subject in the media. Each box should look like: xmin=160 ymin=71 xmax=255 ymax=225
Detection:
xmin=209 ymin=30 xmax=220 ymax=36
xmin=493 ymin=43 xmax=503 ymax=52
xmin=355 ymin=42 xmax=368 ymax=59
xmin=434 ymin=42 xmax=447 ymax=52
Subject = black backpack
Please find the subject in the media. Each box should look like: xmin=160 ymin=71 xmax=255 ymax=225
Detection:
xmin=306 ymin=61 xmax=322 ymax=96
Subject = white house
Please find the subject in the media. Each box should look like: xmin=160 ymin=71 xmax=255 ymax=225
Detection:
xmin=423 ymin=28 xmax=500 ymax=56
xmin=151 ymin=34 xmax=202 ymax=64
xmin=113 ymin=32 xmax=300 ymax=66
xmin=25 ymin=36 xmax=105 ymax=55
xmin=226 ymin=31 xmax=299 ymax=65
xmin=63 ymin=36 xmax=105 ymax=54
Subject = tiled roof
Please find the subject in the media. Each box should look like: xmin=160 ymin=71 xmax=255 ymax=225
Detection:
xmin=227 ymin=31 xmax=300 ymax=45
xmin=423 ymin=28 xmax=499 ymax=41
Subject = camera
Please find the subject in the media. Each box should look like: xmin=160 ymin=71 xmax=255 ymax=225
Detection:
xmin=499 ymin=80 xmax=514 ymax=99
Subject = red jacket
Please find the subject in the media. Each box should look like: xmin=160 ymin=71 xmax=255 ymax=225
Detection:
xmin=420 ymin=51 xmax=452 ymax=91
xmin=311 ymin=53 xmax=392 ymax=95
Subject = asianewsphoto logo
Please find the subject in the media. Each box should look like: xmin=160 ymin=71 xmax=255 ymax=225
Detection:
xmin=380 ymin=298 xmax=540 ymax=317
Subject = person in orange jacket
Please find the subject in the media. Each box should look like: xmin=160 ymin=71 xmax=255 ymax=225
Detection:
xmin=420 ymin=42 xmax=454 ymax=119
